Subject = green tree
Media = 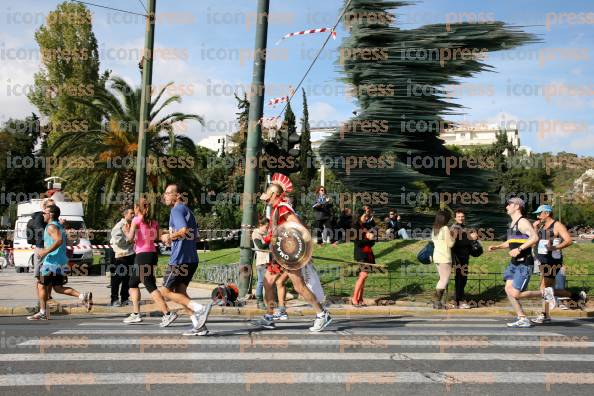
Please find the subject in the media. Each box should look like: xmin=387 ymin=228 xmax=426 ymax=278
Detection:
xmin=228 ymin=93 xmax=250 ymax=157
xmin=299 ymin=88 xmax=316 ymax=190
xmin=0 ymin=115 xmax=46 ymax=219
xmin=27 ymin=1 xmax=109 ymax=143
xmin=320 ymin=0 xmax=537 ymax=231
xmin=51 ymin=76 xmax=204 ymax=215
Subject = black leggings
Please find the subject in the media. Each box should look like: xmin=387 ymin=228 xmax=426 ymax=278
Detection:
xmin=128 ymin=252 xmax=158 ymax=293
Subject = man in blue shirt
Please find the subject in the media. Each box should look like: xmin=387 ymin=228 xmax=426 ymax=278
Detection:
xmin=160 ymin=183 xmax=211 ymax=336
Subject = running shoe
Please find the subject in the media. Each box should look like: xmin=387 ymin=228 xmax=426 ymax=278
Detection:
xmin=256 ymin=301 xmax=267 ymax=310
xmin=458 ymin=303 xmax=471 ymax=309
xmin=111 ymin=301 xmax=122 ymax=307
xmin=530 ymin=314 xmax=552 ymax=324
xmin=249 ymin=314 xmax=276 ymax=329
xmin=159 ymin=312 xmax=179 ymax=327
xmin=123 ymin=313 xmax=142 ymax=324
xmin=272 ymin=310 xmax=288 ymax=321
xmin=579 ymin=291 xmax=588 ymax=304
xmin=192 ymin=303 xmax=212 ymax=330
xmin=83 ymin=292 xmax=93 ymax=312
xmin=506 ymin=317 xmax=533 ymax=328
xmin=27 ymin=312 xmax=49 ymax=321
xmin=309 ymin=311 xmax=333 ymax=332
xmin=183 ymin=325 xmax=209 ymax=336
xmin=543 ymin=287 xmax=556 ymax=309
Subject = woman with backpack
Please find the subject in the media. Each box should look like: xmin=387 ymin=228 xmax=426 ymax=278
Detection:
xmin=431 ymin=210 xmax=455 ymax=309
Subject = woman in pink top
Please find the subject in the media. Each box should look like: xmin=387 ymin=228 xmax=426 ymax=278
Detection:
xmin=123 ymin=198 xmax=177 ymax=327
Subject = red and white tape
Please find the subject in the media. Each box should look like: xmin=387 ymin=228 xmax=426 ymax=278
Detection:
xmin=276 ymin=27 xmax=336 ymax=45
xmin=267 ymin=96 xmax=289 ymax=107
xmin=3 ymin=231 xmax=241 ymax=251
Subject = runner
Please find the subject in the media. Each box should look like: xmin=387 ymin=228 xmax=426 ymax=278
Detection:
xmin=27 ymin=204 xmax=92 ymax=320
xmin=123 ymin=198 xmax=177 ymax=327
xmin=250 ymin=173 xmax=332 ymax=332
xmin=27 ymin=199 xmax=55 ymax=306
xmin=488 ymin=197 xmax=541 ymax=328
xmin=159 ymin=183 xmax=211 ymax=336
xmin=530 ymin=205 xmax=587 ymax=324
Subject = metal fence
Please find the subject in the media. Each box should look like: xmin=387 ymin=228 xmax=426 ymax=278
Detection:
xmin=193 ymin=262 xmax=593 ymax=301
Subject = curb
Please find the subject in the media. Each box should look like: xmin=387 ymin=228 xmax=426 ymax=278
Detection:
xmin=2 ymin=302 xmax=592 ymax=318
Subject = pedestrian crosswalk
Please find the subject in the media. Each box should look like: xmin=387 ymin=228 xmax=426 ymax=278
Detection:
xmin=1 ymin=316 xmax=594 ymax=392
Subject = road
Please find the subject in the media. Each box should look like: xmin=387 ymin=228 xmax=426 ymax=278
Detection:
xmin=0 ymin=314 xmax=593 ymax=395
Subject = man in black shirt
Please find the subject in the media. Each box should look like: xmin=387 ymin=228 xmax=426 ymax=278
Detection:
xmin=450 ymin=209 xmax=479 ymax=309
xmin=27 ymin=199 xmax=55 ymax=304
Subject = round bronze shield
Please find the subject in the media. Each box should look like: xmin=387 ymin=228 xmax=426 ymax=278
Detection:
xmin=270 ymin=222 xmax=313 ymax=271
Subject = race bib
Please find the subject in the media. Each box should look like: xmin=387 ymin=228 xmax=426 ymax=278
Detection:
xmin=537 ymin=239 xmax=549 ymax=255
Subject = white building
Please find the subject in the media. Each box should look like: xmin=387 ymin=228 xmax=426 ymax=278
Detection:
xmin=440 ymin=124 xmax=521 ymax=148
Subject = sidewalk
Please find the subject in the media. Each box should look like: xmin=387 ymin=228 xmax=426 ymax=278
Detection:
xmin=0 ymin=268 xmax=592 ymax=318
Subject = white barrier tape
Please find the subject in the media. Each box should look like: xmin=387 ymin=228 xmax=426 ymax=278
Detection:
xmin=3 ymin=231 xmax=241 ymax=251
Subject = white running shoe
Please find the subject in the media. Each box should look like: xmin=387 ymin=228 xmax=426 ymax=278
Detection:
xmin=530 ymin=314 xmax=551 ymax=324
xmin=506 ymin=317 xmax=533 ymax=328
xmin=579 ymin=291 xmax=588 ymax=304
xmin=83 ymin=292 xmax=93 ymax=312
xmin=27 ymin=312 xmax=49 ymax=321
xmin=123 ymin=313 xmax=142 ymax=324
xmin=272 ymin=310 xmax=288 ymax=321
xmin=183 ymin=325 xmax=209 ymax=336
xmin=543 ymin=287 xmax=556 ymax=309
xmin=309 ymin=311 xmax=333 ymax=332
xmin=159 ymin=312 xmax=178 ymax=328
xmin=192 ymin=303 xmax=212 ymax=330
xmin=249 ymin=315 xmax=276 ymax=329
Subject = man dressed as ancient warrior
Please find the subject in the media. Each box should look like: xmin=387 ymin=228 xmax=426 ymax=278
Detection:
xmin=250 ymin=173 xmax=333 ymax=332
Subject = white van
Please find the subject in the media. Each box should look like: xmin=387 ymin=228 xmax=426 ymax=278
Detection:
xmin=13 ymin=199 xmax=94 ymax=273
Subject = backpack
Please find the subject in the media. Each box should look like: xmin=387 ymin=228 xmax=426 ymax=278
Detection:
xmin=417 ymin=241 xmax=434 ymax=265
xmin=211 ymin=283 xmax=239 ymax=306
xmin=26 ymin=218 xmax=37 ymax=246
xmin=469 ymin=240 xmax=484 ymax=257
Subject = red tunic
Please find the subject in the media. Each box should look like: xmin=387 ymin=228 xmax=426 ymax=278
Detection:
xmin=263 ymin=201 xmax=294 ymax=274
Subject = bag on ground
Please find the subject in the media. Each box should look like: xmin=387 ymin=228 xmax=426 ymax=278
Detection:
xmin=211 ymin=283 xmax=239 ymax=306
xmin=417 ymin=241 xmax=434 ymax=264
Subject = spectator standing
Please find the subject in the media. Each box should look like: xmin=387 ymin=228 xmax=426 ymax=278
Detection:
xmin=252 ymin=218 xmax=270 ymax=310
xmin=335 ymin=208 xmax=354 ymax=244
xmin=431 ymin=210 xmax=455 ymax=309
xmin=312 ymin=186 xmax=333 ymax=245
xmin=450 ymin=209 xmax=479 ymax=309
xmin=351 ymin=207 xmax=376 ymax=306
xmin=109 ymin=207 xmax=135 ymax=307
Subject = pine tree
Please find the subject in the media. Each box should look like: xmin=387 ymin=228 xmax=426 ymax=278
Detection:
xmin=320 ymin=0 xmax=537 ymax=230
xmin=229 ymin=93 xmax=250 ymax=157
xmin=299 ymin=88 xmax=316 ymax=190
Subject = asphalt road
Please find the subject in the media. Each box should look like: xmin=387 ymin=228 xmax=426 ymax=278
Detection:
xmin=0 ymin=313 xmax=593 ymax=395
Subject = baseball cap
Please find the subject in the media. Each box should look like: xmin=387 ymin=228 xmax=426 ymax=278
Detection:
xmin=533 ymin=204 xmax=553 ymax=214
xmin=507 ymin=197 xmax=525 ymax=208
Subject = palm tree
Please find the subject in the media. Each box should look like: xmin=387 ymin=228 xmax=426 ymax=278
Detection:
xmin=52 ymin=76 xmax=204 ymax=209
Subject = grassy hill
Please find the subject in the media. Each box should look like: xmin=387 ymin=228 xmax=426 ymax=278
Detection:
xmin=191 ymin=240 xmax=594 ymax=302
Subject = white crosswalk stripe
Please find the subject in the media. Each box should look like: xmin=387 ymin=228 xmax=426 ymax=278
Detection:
xmin=1 ymin=372 xmax=594 ymax=387
xmin=4 ymin=318 xmax=594 ymax=390
xmin=3 ymin=352 xmax=594 ymax=362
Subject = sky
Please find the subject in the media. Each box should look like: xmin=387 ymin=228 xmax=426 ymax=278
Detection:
xmin=0 ymin=0 xmax=593 ymax=155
